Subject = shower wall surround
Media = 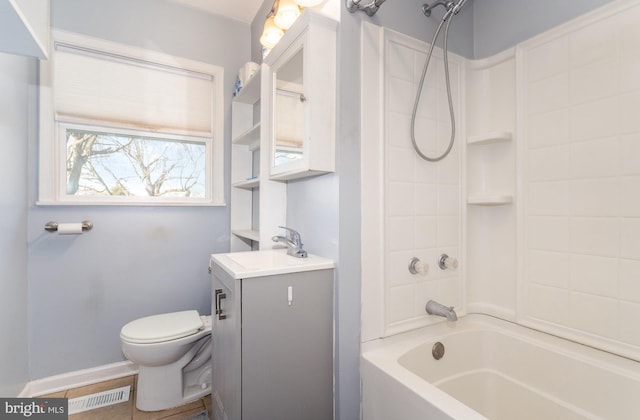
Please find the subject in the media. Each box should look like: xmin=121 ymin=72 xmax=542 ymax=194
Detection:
xmin=363 ymin=0 xmax=640 ymax=359
xmin=519 ymin=0 xmax=640 ymax=359
xmin=361 ymin=23 xmax=463 ymax=339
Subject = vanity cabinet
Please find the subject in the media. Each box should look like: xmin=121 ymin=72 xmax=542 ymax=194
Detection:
xmin=264 ymin=10 xmax=337 ymax=181
xmin=210 ymin=251 xmax=334 ymax=420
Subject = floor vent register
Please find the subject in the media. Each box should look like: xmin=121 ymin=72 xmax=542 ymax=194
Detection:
xmin=68 ymin=385 xmax=131 ymax=414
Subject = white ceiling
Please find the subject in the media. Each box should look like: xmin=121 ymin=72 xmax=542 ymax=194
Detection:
xmin=167 ymin=0 xmax=266 ymax=23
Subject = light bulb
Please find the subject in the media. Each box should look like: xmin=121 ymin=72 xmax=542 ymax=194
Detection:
xmin=295 ymin=0 xmax=324 ymax=6
xmin=260 ymin=16 xmax=284 ymax=49
xmin=274 ymin=0 xmax=301 ymax=30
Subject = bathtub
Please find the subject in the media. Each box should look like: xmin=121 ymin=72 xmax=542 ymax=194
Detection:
xmin=361 ymin=314 xmax=640 ymax=420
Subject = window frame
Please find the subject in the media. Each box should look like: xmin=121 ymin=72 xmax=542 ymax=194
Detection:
xmin=58 ymin=122 xmax=213 ymax=205
xmin=38 ymin=30 xmax=225 ymax=206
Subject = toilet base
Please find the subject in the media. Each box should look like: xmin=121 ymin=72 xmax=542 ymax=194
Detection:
xmin=136 ymin=364 xmax=211 ymax=412
xmin=134 ymin=337 xmax=212 ymax=412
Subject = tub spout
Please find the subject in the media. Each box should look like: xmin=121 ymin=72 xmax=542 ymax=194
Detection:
xmin=425 ymin=300 xmax=457 ymax=321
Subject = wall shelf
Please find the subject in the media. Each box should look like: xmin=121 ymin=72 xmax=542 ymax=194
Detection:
xmin=232 ymin=229 xmax=260 ymax=242
xmin=232 ymin=123 xmax=261 ymax=151
xmin=0 ymin=0 xmax=49 ymax=59
xmin=232 ymin=177 xmax=260 ymax=190
xmin=233 ymin=69 xmax=261 ymax=105
xmin=467 ymin=131 xmax=513 ymax=146
xmin=467 ymin=194 xmax=513 ymax=206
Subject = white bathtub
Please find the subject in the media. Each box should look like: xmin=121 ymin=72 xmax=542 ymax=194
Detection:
xmin=361 ymin=314 xmax=640 ymax=420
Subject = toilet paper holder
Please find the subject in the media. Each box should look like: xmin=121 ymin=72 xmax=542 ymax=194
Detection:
xmin=44 ymin=220 xmax=93 ymax=233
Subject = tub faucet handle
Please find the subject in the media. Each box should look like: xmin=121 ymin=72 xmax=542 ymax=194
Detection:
xmin=439 ymin=254 xmax=458 ymax=271
xmin=409 ymin=257 xmax=429 ymax=275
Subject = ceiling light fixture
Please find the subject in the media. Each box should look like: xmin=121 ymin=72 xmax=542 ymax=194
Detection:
xmin=260 ymin=15 xmax=284 ymax=49
xmin=274 ymin=0 xmax=302 ymax=30
xmin=261 ymin=0 xmax=325 ymax=52
xmin=294 ymin=0 xmax=325 ymax=7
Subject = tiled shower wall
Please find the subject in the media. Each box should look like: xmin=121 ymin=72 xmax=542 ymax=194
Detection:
xmin=520 ymin=1 xmax=640 ymax=356
xmin=362 ymin=1 xmax=640 ymax=350
xmin=383 ymin=30 xmax=462 ymax=333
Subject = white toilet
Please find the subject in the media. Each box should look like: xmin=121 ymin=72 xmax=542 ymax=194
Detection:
xmin=120 ymin=310 xmax=212 ymax=411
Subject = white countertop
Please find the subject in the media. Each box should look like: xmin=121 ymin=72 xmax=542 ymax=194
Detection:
xmin=210 ymin=249 xmax=335 ymax=279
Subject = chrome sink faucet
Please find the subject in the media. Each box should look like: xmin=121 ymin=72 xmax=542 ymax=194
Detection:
xmin=425 ymin=300 xmax=457 ymax=321
xmin=272 ymin=226 xmax=308 ymax=258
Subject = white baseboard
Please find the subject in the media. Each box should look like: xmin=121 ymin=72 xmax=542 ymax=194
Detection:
xmin=19 ymin=361 xmax=138 ymax=397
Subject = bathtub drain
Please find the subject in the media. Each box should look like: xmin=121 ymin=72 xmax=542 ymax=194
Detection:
xmin=432 ymin=342 xmax=445 ymax=360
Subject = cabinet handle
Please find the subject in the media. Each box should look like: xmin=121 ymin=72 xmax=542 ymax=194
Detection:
xmin=216 ymin=291 xmax=227 ymax=320
xmin=214 ymin=289 xmax=222 ymax=315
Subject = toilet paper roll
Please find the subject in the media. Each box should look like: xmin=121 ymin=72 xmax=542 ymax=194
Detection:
xmin=244 ymin=62 xmax=260 ymax=82
xmin=57 ymin=223 xmax=84 ymax=235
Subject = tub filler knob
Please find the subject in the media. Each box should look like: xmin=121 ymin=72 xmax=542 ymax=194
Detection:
xmin=438 ymin=254 xmax=458 ymax=271
xmin=408 ymin=257 xmax=429 ymax=275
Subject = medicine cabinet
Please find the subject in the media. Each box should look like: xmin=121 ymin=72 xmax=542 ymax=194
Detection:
xmin=264 ymin=10 xmax=337 ymax=181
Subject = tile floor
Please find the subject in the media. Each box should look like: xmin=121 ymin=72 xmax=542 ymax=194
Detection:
xmin=39 ymin=375 xmax=212 ymax=419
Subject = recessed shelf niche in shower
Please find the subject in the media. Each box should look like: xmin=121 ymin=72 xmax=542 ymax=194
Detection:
xmin=466 ymin=130 xmax=514 ymax=206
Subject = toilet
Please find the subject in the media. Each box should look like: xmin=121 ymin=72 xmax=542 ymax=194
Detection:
xmin=120 ymin=310 xmax=212 ymax=412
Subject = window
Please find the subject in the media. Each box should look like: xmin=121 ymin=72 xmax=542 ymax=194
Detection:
xmin=39 ymin=30 xmax=225 ymax=206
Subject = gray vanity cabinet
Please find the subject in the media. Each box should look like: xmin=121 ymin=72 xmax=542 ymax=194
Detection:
xmin=210 ymin=255 xmax=334 ymax=420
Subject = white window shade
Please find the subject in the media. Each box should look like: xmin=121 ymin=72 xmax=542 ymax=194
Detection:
xmin=39 ymin=30 xmax=225 ymax=206
xmin=54 ymin=43 xmax=214 ymax=136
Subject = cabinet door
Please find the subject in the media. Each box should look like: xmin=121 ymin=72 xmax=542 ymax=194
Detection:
xmin=211 ymin=266 xmax=241 ymax=420
xmin=266 ymin=10 xmax=337 ymax=181
xmin=241 ymin=270 xmax=333 ymax=420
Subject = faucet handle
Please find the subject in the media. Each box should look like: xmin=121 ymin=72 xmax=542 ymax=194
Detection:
xmin=278 ymin=226 xmax=302 ymax=245
xmin=408 ymin=257 xmax=429 ymax=275
xmin=439 ymin=254 xmax=458 ymax=271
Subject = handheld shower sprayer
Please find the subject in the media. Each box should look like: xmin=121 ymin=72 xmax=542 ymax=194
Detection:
xmin=452 ymin=0 xmax=469 ymax=15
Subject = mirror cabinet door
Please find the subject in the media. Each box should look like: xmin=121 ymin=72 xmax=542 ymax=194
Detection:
xmin=273 ymin=46 xmax=305 ymax=170
xmin=265 ymin=10 xmax=336 ymax=181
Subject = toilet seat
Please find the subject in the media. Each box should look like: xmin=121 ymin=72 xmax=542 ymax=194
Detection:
xmin=121 ymin=310 xmax=204 ymax=344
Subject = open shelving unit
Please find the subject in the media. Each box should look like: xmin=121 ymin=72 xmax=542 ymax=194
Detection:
xmin=230 ymin=65 xmax=286 ymax=251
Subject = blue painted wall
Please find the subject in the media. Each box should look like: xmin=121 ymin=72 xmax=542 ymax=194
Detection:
xmin=26 ymin=0 xmax=249 ymax=379
xmin=0 ymin=52 xmax=32 ymax=396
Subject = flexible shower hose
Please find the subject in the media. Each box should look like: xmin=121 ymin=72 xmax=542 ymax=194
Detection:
xmin=410 ymin=14 xmax=456 ymax=162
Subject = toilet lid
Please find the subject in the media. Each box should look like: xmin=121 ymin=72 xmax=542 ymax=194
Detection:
xmin=121 ymin=310 xmax=204 ymax=344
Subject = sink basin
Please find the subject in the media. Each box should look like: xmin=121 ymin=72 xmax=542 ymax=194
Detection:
xmin=211 ymin=249 xmax=334 ymax=279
